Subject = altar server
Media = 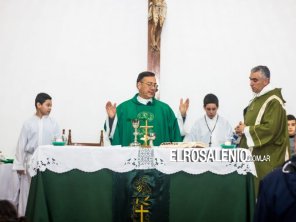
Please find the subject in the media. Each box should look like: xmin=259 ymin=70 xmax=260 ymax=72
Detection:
xmin=13 ymin=93 xmax=60 ymax=216
xmin=184 ymin=93 xmax=233 ymax=147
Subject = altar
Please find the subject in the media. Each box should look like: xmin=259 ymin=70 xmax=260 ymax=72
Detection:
xmin=0 ymin=163 xmax=20 ymax=207
xmin=26 ymin=145 xmax=256 ymax=222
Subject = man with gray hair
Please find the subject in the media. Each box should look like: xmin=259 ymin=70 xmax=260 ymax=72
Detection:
xmin=235 ymin=65 xmax=290 ymax=194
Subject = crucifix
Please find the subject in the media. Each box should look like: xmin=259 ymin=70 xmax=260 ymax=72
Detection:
xmin=135 ymin=205 xmax=149 ymax=222
xmin=147 ymin=0 xmax=167 ymax=98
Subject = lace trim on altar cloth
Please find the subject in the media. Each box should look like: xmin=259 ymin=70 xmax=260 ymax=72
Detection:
xmin=31 ymin=157 xmax=58 ymax=173
xmin=28 ymin=146 xmax=257 ymax=177
xmin=124 ymin=149 xmax=165 ymax=169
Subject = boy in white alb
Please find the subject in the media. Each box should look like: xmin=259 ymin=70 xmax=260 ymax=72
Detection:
xmin=184 ymin=93 xmax=233 ymax=147
xmin=13 ymin=93 xmax=60 ymax=216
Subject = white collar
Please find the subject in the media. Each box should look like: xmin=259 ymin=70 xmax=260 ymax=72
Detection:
xmin=137 ymin=95 xmax=153 ymax=105
xmin=253 ymin=84 xmax=274 ymax=97
xmin=205 ymin=114 xmax=218 ymax=122
xmin=34 ymin=114 xmax=49 ymax=120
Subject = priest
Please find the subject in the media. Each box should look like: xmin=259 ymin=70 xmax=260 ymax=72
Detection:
xmin=235 ymin=65 xmax=290 ymax=194
xmin=105 ymin=71 xmax=183 ymax=222
xmin=105 ymin=71 xmax=182 ymax=146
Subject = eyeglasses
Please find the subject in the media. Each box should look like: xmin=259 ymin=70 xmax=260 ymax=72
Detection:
xmin=141 ymin=81 xmax=158 ymax=89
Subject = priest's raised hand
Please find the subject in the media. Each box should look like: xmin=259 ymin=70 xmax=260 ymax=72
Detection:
xmin=179 ymin=98 xmax=189 ymax=118
xmin=105 ymin=101 xmax=117 ymax=119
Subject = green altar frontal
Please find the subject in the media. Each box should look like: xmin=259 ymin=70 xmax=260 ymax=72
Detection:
xmin=26 ymin=169 xmax=255 ymax=222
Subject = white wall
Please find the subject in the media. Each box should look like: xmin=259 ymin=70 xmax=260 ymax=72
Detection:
xmin=1 ymin=0 xmax=296 ymax=157
xmin=161 ymin=0 xmax=296 ymax=131
xmin=0 ymin=0 xmax=147 ymax=157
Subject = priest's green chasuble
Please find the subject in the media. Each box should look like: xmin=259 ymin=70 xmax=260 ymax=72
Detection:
xmin=239 ymin=88 xmax=289 ymax=194
xmin=111 ymin=94 xmax=182 ymax=146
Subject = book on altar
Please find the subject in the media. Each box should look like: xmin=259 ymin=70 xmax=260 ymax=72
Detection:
xmin=159 ymin=142 xmax=207 ymax=148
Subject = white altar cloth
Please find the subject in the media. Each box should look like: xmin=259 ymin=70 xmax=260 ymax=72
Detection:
xmin=0 ymin=163 xmax=20 ymax=206
xmin=28 ymin=145 xmax=257 ymax=177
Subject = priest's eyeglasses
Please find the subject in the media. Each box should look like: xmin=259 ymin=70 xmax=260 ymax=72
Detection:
xmin=141 ymin=81 xmax=158 ymax=89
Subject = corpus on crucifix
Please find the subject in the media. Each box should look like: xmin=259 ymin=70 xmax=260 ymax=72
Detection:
xmin=147 ymin=0 xmax=167 ymax=98
xmin=148 ymin=0 xmax=167 ymax=52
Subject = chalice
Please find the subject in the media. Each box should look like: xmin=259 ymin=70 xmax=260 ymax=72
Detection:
xmin=130 ymin=119 xmax=141 ymax=147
